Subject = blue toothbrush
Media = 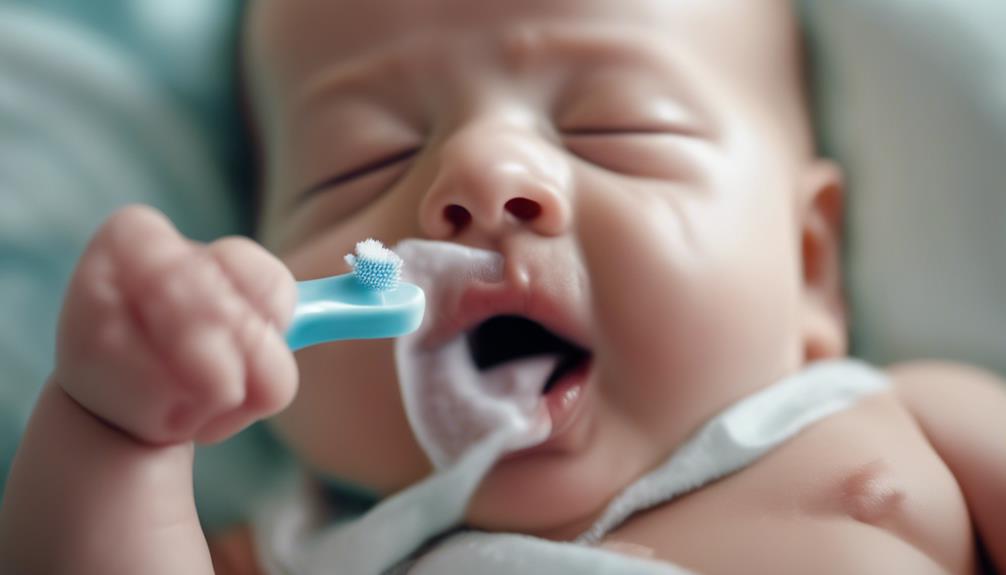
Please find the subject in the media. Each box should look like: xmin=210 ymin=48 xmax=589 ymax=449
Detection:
xmin=286 ymin=239 xmax=425 ymax=351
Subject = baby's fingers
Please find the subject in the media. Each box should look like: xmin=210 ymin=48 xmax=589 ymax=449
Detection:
xmin=192 ymin=236 xmax=299 ymax=442
xmin=205 ymin=236 xmax=297 ymax=333
xmin=56 ymin=205 xmax=299 ymax=445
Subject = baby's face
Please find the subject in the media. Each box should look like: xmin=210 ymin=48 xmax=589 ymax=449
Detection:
xmin=247 ymin=0 xmax=845 ymax=538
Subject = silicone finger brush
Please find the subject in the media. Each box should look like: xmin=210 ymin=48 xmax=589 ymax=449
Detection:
xmin=286 ymin=239 xmax=425 ymax=351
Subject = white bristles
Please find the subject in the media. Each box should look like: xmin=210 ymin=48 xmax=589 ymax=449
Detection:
xmin=345 ymin=239 xmax=403 ymax=291
xmin=355 ymin=238 xmax=401 ymax=263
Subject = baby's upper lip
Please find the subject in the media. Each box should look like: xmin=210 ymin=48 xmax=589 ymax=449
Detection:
xmin=420 ymin=268 xmax=592 ymax=353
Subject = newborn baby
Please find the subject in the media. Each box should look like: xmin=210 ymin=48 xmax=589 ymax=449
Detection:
xmin=2 ymin=0 xmax=1005 ymax=573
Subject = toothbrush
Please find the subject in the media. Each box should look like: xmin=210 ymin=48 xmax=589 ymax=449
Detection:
xmin=286 ymin=239 xmax=425 ymax=351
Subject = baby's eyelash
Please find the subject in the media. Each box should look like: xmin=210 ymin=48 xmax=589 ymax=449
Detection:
xmin=561 ymin=125 xmax=702 ymax=138
xmin=302 ymin=148 xmax=419 ymax=201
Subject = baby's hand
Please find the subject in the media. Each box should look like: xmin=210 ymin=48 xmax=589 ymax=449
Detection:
xmin=54 ymin=205 xmax=298 ymax=446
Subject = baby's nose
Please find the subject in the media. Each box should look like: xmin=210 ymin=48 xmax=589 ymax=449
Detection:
xmin=419 ymin=121 xmax=572 ymax=242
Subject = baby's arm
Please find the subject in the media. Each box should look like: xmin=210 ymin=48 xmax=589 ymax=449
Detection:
xmin=0 ymin=206 xmax=297 ymax=574
xmin=893 ymin=361 xmax=1006 ymax=571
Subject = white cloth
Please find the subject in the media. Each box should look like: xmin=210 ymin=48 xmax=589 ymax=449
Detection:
xmin=254 ymin=360 xmax=889 ymax=574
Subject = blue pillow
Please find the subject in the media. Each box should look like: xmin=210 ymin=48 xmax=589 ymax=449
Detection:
xmin=0 ymin=4 xmax=288 ymax=530
xmin=1 ymin=0 xmax=245 ymax=142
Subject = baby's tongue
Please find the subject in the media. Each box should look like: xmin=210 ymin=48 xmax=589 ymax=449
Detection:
xmin=393 ymin=240 xmax=552 ymax=469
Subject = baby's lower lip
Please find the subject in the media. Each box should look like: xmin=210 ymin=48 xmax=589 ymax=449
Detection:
xmin=545 ymin=357 xmax=592 ymax=429
xmin=507 ymin=357 xmax=593 ymax=459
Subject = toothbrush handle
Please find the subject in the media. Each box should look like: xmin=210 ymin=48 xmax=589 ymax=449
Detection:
xmin=286 ymin=274 xmax=425 ymax=351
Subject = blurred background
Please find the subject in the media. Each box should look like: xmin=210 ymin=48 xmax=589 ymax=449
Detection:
xmin=0 ymin=0 xmax=295 ymax=531
xmin=0 ymin=0 xmax=1003 ymax=533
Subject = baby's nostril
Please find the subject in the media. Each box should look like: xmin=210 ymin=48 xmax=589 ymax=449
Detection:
xmin=444 ymin=204 xmax=472 ymax=232
xmin=504 ymin=198 xmax=542 ymax=221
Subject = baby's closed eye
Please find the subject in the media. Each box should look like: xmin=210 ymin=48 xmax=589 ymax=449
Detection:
xmin=286 ymin=97 xmax=423 ymax=209
xmin=302 ymin=146 xmax=420 ymax=201
xmin=555 ymin=74 xmax=713 ymax=181
xmin=560 ymin=130 xmax=710 ymax=182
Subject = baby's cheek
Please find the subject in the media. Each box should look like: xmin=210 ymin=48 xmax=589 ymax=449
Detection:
xmin=577 ymin=179 xmax=803 ymax=427
xmin=271 ymin=340 xmax=431 ymax=494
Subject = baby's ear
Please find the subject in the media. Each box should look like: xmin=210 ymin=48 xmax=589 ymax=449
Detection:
xmin=799 ymin=160 xmax=847 ymax=361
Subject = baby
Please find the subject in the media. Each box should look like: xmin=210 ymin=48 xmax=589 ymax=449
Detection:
xmin=2 ymin=0 xmax=1005 ymax=573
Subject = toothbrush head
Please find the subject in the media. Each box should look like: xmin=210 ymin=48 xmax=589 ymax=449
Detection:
xmin=344 ymin=239 xmax=403 ymax=291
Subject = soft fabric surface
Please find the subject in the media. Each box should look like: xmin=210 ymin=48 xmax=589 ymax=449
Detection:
xmin=0 ymin=0 xmax=1002 ymax=534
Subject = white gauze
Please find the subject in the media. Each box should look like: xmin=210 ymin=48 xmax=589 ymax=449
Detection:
xmin=394 ymin=239 xmax=552 ymax=469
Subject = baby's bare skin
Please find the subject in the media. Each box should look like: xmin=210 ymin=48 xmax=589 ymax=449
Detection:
xmin=2 ymin=0 xmax=1006 ymax=573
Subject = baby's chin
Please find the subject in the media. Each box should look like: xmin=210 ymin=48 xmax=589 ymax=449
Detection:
xmin=460 ymin=441 xmax=639 ymax=541
xmin=464 ymin=502 xmax=600 ymax=542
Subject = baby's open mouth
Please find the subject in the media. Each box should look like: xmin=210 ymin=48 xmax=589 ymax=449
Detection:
xmin=466 ymin=315 xmax=592 ymax=395
xmin=393 ymin=239 xmax=594 ymax=467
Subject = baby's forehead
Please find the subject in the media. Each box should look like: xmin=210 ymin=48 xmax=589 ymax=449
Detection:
xmin=248 ymin=0 xmax=801 ymax=84
xmin=246 ymin=0 xmax=809 ymax=152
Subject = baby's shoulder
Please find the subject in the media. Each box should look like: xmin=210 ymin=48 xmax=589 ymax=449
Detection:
xmin=886 ymin=359 xmax=1006 ymax=413
xmin=883 ymin=361 xmax=1006 ymax=569
xmin=886 ymin=360 xmax=1006 ymax=464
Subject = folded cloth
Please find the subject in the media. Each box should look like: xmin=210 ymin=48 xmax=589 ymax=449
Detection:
xmin=254 ymin=360 xmax=889 ymax=574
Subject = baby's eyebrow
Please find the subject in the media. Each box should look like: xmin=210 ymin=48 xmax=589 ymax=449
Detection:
xmin=294 ymin=49 xmax=411 ymax=112
xmin=295 ymin=24 xmax=686 ymax=112
xmin=497 ymin=24 xmax=686 ymax=77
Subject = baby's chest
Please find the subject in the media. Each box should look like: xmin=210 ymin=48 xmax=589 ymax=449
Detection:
xmin=602 ymin=394 xmax=975 ymax=574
